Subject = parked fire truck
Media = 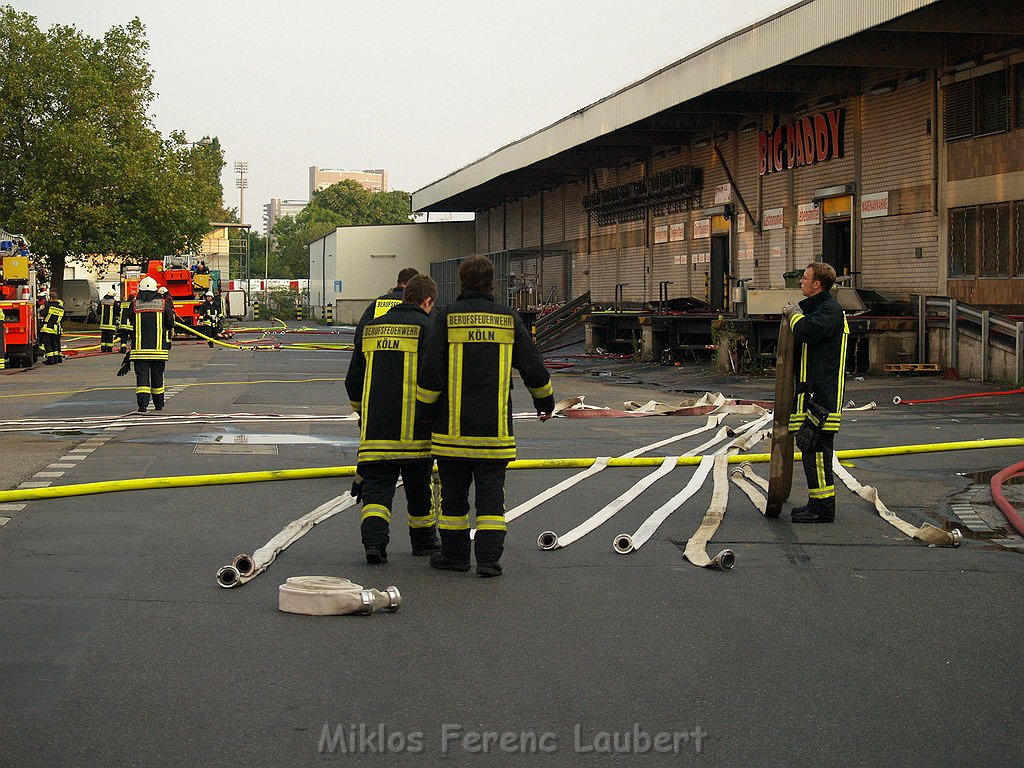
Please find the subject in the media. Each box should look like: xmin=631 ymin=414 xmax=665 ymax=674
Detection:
xmin=0 ymin=231 xmax=39 ymax=368
xmin=121 ymin=257 xmax=218 ymax=337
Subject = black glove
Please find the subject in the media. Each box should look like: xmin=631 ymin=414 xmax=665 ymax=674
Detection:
xmin=116 ymin=351 xmax=132 ymax=377
xmin=533 ymin=394 xmax=555 ymax=421
xmin=350 ymin=469 xmax=364 ymax=502
xmin=795 ymin=399 xmax=828 ymax=453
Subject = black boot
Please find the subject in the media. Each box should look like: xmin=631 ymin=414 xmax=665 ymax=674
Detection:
xmin=430 ymin=529 xmax=471 ymax=571
xmin=410 ymin=526 xmax=441 ymax=556
xmin=136 ymin=394 xmax=150 ymax=412
xmin=361 ymin=516 xmax=389 ymax=564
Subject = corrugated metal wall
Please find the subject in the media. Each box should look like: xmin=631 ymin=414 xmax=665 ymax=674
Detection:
xmin=522 ymin=195 xmax=541 ymax=248
xmin=543 ymin=187 xmax=565 ymax=246
xmin=505 ymin=200 xmax=522 ymax=249
xmin=861 ymin=79 xmax=938 ymax=294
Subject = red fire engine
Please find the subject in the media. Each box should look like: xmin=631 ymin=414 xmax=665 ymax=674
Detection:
xmin=122 ymin=258 xmax=214 ymax=337
xmin=0 ymin=232 xmax=39 ymax=368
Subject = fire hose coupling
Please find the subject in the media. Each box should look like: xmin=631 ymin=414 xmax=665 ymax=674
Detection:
xmin=537 ymin=531 xmax=559 ymax=550
xmin=708 ymin=549 xmax=736 ymax=570
xmin=612 ymin=534 xmax=634 ymax=554
xmin=216 ymin=564 xmax=241 ymax=588
xmin=951 ymin=529 xmax=963 ymax=547
xmin=231 ymin=553 xmax=255 ymax=577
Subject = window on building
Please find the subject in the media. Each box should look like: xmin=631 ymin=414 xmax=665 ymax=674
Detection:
xmin=943 ymin=69 xmax=1010 ymax=141
xmin=948 ymin=208 xmax=976 ymax=277
xmin=976 ymin=70 xmax=1010 ymax=136
xmin=950 ymin=202 xmax=1024 ymax=279
xmin=1016 ymin=202 xmax=1024 ymax=277
xmin=1017 ymin=65 xmax=1024 ymax=129
xmin=980 ymin=203 xmax=1010 ymax=276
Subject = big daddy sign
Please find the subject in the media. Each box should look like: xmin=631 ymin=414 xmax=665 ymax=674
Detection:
xmin=758 ymin=109 xmax=845 ymax=176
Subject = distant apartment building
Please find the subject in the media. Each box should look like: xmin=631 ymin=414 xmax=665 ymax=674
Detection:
xmin=309 ymin=166 xmax=388 ymax=197
xmin=263 ymin=198 xmax=308 ymax=238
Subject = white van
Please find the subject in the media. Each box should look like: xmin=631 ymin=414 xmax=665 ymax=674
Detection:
xmin=62 ymin=279 xmax=100 ymax=322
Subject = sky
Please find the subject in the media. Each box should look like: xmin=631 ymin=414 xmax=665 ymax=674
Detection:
xmin=18 ymin=0 xmax=789 ymax=233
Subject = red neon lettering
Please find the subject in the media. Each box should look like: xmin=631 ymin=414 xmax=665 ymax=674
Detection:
xmin=801 ymin=117 xmax=815 ymax=167
xmin=826 ymin=109 xmax=844 ymax=159
xmin=814 ymin=113 xmax=830 ymax=162
xmin=772 ymin=131 xmax=785 ymax=173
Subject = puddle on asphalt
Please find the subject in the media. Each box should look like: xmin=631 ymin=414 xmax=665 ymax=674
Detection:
xmin=962 ymin=469 xmax=1024 ymax=485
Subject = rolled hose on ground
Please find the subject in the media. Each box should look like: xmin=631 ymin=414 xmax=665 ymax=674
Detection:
xmin=2 ymin=437 xmax=1023 ymax=504
xmin=990 ymin=460 xmax=1024 ymax=537
xmin=277 ymin=576 xmax=400 ymax=616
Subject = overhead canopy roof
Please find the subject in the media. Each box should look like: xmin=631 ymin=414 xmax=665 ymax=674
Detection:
xmin=413 ymin=0 xmax=1024 ymax=212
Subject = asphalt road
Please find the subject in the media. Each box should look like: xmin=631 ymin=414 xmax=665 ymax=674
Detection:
xmin=1 ymin=323 xmax=1022 ymax=767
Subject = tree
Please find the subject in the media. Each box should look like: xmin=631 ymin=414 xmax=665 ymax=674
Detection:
xmin=0 ymin=7 xmax=223 ymax=292
xmin=270 ymin=181 xmax=414 ymax=279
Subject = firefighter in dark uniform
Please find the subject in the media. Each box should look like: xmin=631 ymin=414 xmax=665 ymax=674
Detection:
xmin=39 ymin=290 xmax=64 ymax=364
xmin=195 ymin=292 xmax=220 ymax=347
xmin=98 ymin=289 xmax=118 ymax=352
xmin=122 ymin=276 xmax=175 ymax=412
xmin=782 ymin=262 xmax=849 ymax=523
xmin=117 ymin=290 xmax=134 ymax=353
xmin=418 ymin=256 xmax=554 ymax=577
xmin=344 ymin=275 xmax=441 ymax=564
xmin=353 ymin=267 xmax=419 ymax=346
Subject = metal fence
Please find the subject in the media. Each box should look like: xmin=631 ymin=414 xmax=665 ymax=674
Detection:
xmin=919 ymin=295 xmax=1024 ymax=383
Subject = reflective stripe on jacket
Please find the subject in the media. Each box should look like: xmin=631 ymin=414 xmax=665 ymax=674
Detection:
xmin=99 ymin=298 xmax=118 ymax=330
xmin=39 ymin=300 xmax=64 ymax=335
xmin=787 ymin=290 xmax=848 ymax=432
xmin=345 ymin=302 xmax=433 ymax=463
xmin=124 ymin=291 xmax=175 ymax=361
xmin=418 ymin=292 xmax=553 ymax=461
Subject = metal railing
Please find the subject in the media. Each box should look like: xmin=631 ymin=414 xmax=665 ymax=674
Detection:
xmin=918 ymin=295 xmax=1024 ymax=383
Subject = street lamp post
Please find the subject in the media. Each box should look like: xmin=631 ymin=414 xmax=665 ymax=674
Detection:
xmin=234 ymin=161 xmax=248 ymax=225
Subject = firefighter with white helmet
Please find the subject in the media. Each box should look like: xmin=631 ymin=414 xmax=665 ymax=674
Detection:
xmin=195 ymin=291 xmax=221 ymax=347
xmin=121 ymin=275 xmax=175 ymax=411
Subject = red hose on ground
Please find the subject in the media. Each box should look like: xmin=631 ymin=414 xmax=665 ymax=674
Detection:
xmin=895 ymin=387 xmax=1024 ymax=405
xmin=990 ymin=461 xmax=1024 ymax=537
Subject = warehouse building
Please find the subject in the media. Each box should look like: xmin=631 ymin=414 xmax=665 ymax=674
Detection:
xmin=412 ymin=0 xmax=1024 ymax=377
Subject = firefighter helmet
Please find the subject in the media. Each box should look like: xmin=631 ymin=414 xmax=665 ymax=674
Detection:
xmin=139 ymin=276 xmax=158 ymax=291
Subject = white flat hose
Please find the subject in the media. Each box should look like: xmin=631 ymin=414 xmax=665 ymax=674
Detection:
xmin=613 ymin=415 xmax=771 ymax=553
xmin=730 ymin=463 xmax=768 ymax=515
xmin=278 ymin=576 xmax=400 ymax=616
xmin=831 ymin=456 xmax=961 ymax=547
xmin=216 ymin=485 xmax=398 ymax=588
xmin=614 ymin=455 xmax=715 ymax=554
xmin=619 ymin=414 xmax=727 ymax=458
xmin=505 ymin=457 xmax=612 ymax=525
xmin=537 ymin=455 xmax=678 ymax=550
xmin=476 ymin=415 xmax=725 ymax=538
xmin=683 ymin=454 xmax=735 ymax=569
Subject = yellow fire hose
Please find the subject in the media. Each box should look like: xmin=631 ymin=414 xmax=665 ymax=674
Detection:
xmin=0 ymin=437 xmax=1021 ymax=504
xmin=173 ymin=321 xmax=351 ymax=350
